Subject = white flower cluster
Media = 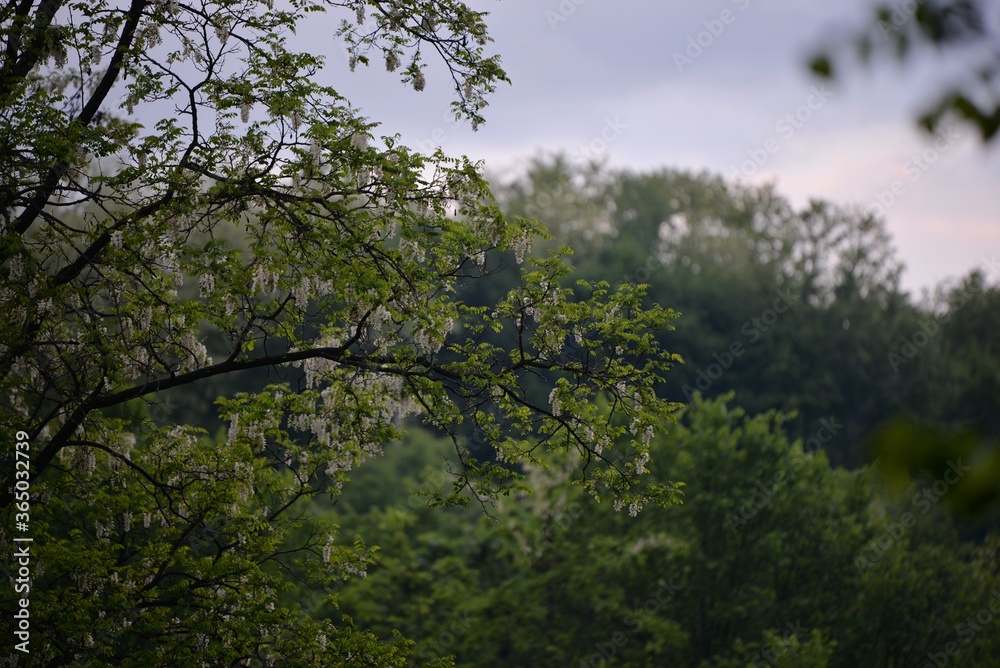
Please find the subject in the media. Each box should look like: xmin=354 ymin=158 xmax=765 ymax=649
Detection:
xmin=87 ymin=41 xmax=102 ymax=65
xmin=77 ymin=444 xmax=96 ymax=476
xmin=232 ymin=461 xmax=255 ymax=501
xmin=178 ymin=332 xmax=212 ymax=372
xmin=512 ymin=233 xmax=533 ymax=264
xmin=400 ymin=238 xmax=425 ymax=263
xmin=291 ymin=278 xmax=311 ymax=309
xmin=226 ymin=411 xmax=279 ymax=451
xmin=155 ymin=0 xmax=180 ymax=15
xmin=322 ymin=537 xmax=333 ymax=564
xmin=350 ymin=132 xmax=368 ymax=150
xmin=323 ymin=447 xmax=354 ymax=480
xmin=412 ymin=317 xmax=452 ymax=356
xmin=251 ymin=265 xmax=281 ymax=294
xmin=302 ymin=356 xmax=339 ymax=390
xmin=300 ymin=335 xmax=342 ymax=388
xmin=548 ymin=388 xmax=561 ymax=417
xmin=6 ymin=255 xmax=22 ymax=280
xmin=385 ymin=51 xmax=400 ymax=72
xmin=370 ymin=218 xmax=397 ymax=243
xmin=136 ymin=305 xmax=152 ymax=332
xmin=142 ymin=23 xmax=162 ymax=48
xmin=342 ymin=559 xmax=368 ymax=579
xmin=369 ymin=304 xmax=392 ymax=332
xmin=476 ymin=216 xmax=504 ymax=247
xmin=50 ymin=42 xmax=68 ymax=67
xmin=149 ymin=234 xmax=182 ymax=284
xmin=359 ymin=372 xmax=422 ymax=423
xmin=199 ymin=272 xmax=215 ymax=297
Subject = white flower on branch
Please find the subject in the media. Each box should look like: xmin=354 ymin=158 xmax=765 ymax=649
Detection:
xmin=199 ymin=272 xmax=214 ymax=297
xmin=322 ymin=537 xmax=333 ymax=565
xmin=370 ymin=304 xmax=391 ymax=329
xmin=144 ymin=24 xmax=162 ymax=48
xmin=7 ymin=256 xmax=22 ymax=280
xmin=401 ymin=238 xmax=424 ymax=263
xmin=292 ymin=278 xmax=311 ymax=309
xmin=52 ymin=44 xmax=67 ymax=68
xmin=512 ymin=233 xmax=532 ymax=264
xmin=385 ymin=51 xmax=400 ymax=72
xmin=251 ymin=265 xmax=279 ymax=294
xmin=412 ymin=328 xmax=441 ymax=356
xmin=350 ymin=132 xmax=368 ymax=150
xmin=548 ymin=388 xmax=561 ymax=417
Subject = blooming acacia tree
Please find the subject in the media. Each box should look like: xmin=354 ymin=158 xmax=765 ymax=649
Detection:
xmin=0 ymin=0 xmax=682 ymax=663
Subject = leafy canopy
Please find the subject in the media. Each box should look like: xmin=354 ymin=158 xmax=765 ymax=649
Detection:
xmin=0 ymin=0 xmax=683 ymax=664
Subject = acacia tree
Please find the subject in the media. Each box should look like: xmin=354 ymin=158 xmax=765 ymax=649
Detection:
xmin=0 ymin=0 xmax=683 ymax=664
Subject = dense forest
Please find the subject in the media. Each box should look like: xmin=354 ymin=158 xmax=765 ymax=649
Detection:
xmin=7 ymin=153 xmax=1000 ymax=666
xmin=317 ymin=157 xmax=1000 ymax=667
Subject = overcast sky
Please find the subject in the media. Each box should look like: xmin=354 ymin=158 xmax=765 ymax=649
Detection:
xmin=322 ymin=0 xmax=1000 ymax=296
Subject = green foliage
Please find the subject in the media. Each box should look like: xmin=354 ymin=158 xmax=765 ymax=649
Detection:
xmin=330 ymin=395 xmax=1000 ymax=667
xmin=491 ymin=157 xmax=919 ymax=466
xmin=14 ymin=421 xmax=414 ymax=665
xmin=704 ymin=629 xmax=836 ymax=668
xmin=0 ymin=2 xmax=683 ymax=664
